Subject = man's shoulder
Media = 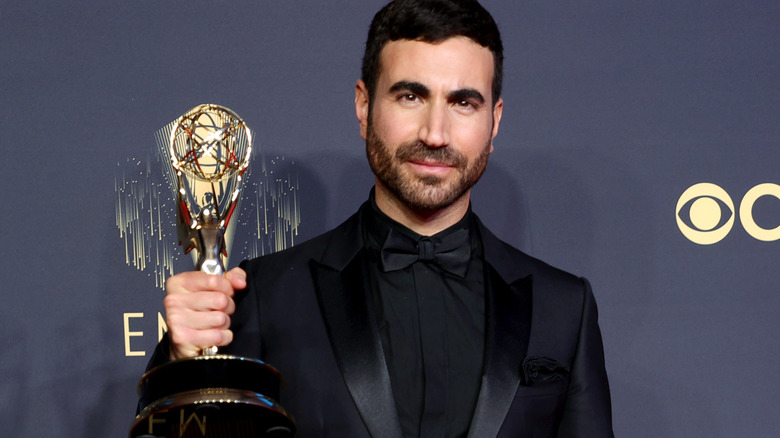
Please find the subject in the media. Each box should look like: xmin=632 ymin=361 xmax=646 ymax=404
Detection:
xmin=479 ymin=222 xmax=593 ymax=332
xmin=478 ymin=219 xmax=583 ymax=287
xmin=240 ymin=209 xmax=361 ymax=273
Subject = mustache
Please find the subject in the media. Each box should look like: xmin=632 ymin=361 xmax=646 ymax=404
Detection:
xmin=395 ymin=141 xmax=465 ymax=167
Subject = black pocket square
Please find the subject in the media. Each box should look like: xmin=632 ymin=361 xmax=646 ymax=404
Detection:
xmin=521 ymin=356 xmax=570 ymax=385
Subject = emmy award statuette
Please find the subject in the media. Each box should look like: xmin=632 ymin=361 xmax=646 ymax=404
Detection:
xmin=130 ymin=104 xmax=296 ymax=438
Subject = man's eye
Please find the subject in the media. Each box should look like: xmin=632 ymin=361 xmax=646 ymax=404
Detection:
xmin=455 ymin=100 xmax=476 ymax=109
xmin=401 ymin=93 xmax=417 ymax=101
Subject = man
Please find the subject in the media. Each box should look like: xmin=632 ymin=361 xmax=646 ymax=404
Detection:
xmin=149 ymin=0 xmax=614 ymax=436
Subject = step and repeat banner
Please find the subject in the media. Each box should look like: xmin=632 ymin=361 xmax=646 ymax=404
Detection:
xmin=1 ymin=1 xmax=778 ymax=436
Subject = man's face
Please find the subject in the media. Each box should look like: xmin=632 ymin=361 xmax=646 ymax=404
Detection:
xmin=356 ymin=37 xmax=503 ymax=212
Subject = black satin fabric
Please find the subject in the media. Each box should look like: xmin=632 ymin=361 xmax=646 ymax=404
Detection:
xmin=144 ymin=198 xmax=615 ymax=437
xmin=362 ymin=198 xmax=485 ymax=438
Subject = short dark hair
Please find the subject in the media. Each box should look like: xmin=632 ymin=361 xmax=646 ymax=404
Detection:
xmin=361 ymin=0 xmax=503 ymax=104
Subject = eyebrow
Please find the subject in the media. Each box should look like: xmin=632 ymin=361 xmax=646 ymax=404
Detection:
xmin=388 ymin=80 xmax=485 ymax=105
xmin=389 ymin=81 xmax=430 ymax=98
xmin=447 ymin=88 xmax=485 ymax=105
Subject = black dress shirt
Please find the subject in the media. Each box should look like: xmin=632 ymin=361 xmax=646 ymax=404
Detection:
xmin=362 ymin=195 xmax=485 ymax=438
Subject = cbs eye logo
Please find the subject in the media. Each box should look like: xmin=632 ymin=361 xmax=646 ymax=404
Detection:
xmin=676 ymin=183 xmax=780 ymax=245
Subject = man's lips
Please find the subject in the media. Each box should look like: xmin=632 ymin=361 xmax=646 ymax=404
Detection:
xmin=406 ymin=159 xmax=455 ymax=175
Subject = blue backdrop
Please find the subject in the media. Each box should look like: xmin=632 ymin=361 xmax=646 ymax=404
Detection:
xmin=1 ymin=1 xmax=779 ymax=436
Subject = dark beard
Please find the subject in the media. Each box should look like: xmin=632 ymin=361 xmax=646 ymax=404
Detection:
xmin=366 ymin=126 xmax=491 ymax=211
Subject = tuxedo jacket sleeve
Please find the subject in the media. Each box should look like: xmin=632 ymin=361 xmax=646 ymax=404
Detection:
xmin=146 ymin=208 xmax=613 ymax=437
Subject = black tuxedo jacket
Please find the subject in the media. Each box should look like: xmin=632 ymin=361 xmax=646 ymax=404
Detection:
xmin=150 ymin=205 xmax=613 ymax=437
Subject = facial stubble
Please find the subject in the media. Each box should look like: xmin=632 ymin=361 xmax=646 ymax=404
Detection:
xmin=366 ymin=124 xmax=491 ymax=212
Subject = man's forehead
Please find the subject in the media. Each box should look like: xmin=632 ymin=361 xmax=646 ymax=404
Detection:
xmin=376 ymin=37 xmax=495 ymax=91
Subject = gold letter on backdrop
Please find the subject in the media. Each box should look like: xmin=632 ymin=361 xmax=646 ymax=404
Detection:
xmin=123 ymin=312 xmax=146 ymax=357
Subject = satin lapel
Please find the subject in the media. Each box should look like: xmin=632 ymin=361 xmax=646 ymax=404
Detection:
xmin=467 ymin=263 xmax=533 ymax=437
xmin=310 ymin=252 xmax=404 ymax=438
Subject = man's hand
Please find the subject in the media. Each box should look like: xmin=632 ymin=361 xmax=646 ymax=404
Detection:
xmin=163 ymin=267 xmax=247 ymax=360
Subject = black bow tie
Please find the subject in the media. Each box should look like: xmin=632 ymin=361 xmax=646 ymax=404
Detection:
xmin=380 ymin=227 xmax=471 ymax=277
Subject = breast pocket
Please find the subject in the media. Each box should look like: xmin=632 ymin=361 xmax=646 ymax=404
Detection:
xmin=498 ymin=379 xmax=569 ymax=437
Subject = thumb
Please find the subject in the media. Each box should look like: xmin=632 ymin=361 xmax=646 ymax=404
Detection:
xmin=225 ymin=266 xmax=247 ymax=290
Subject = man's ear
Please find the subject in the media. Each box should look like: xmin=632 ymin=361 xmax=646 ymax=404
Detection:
xmin=487 ymin=97 xmax=503 ymax=153
xmin=355 ymin=80 xmax=370 ymax=140
xmin=491 ymin=97 xmax=503 ymax=141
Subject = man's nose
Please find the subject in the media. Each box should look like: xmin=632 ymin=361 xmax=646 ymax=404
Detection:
xmin=417 ymin=103 xmax=450 ymax=148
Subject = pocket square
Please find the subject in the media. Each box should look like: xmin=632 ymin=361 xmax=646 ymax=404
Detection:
xmin=521 ymin=356 xmax=570 ymax=385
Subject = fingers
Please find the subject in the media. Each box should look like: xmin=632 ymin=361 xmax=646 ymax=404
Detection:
xmin=165 ymin=294 xmax=232 ymax=328
xmin=168 ymin=271 xmax=237 ymax=298
xmin=225 ymin=267 xmax=247 ymax=290
xmin=165 ymin=290 xmax=235 ymax=315
xmin=163 ymin=270 xmax=242 ymax=360
xmin=167 ymin=327 xmax=234 ymax=359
